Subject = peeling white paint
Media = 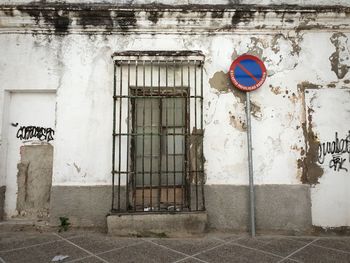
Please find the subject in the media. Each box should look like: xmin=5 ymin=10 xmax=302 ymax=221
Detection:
xmin=306 ymin=88 xmax=350 ymax=227
xmin=0 ymin=6 xmax=349 ymax=227
xmin=0 ymin=0 xmax=349 ymax=6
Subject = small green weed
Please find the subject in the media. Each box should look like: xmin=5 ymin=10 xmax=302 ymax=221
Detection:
xmin=58 ymin=217 xmax=70 ymax=232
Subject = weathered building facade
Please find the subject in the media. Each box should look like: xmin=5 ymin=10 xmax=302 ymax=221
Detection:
xmin=0 ymin=0 xmax=349 ymax=234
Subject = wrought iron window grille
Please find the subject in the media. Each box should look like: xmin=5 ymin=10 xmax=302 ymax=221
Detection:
xmin=112 ymin=51 xmax=205 ymax=213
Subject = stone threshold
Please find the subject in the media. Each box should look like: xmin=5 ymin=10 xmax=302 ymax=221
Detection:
xmin=107 ymin=211 xmax=207 ymax=237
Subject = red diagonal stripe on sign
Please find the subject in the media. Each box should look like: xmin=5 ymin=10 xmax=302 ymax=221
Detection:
xmin=237 ymin=63 xmax=259 ymax=83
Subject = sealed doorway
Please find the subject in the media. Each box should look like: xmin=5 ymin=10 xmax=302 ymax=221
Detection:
xmin=2 ymin=91 xmax=56 ymax=219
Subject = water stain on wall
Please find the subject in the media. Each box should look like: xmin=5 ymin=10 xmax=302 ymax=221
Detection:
xmin=297 ymin=82 xmax=324 ymax=185
xmin=209 ymin=71 xmax=230 ymax=93
xmin=329 ymin=32 xmax=350 ymax=79
xmin=229 ymin=112 xmax=247 ymax=132
xmin=270 ymin=85 xmax=282 ymax=95
xmin=246 ymin=37 xmax=266 ymax=58
xmin=189 ymin=128 xmax=205 ymax=184
xmin=270 ymin=85 xmax=300 ymax=104
xmin=0 ymin=186 xmax=5 ymax=220
xmin=209 ymin=70 xmax=262 ymax=120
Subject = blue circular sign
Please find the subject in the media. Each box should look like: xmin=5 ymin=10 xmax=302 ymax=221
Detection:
xmin=229 ymin=54 xmax=267 ymax=92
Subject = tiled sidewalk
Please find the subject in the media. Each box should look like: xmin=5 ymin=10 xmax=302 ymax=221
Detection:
xmin=0 ymin=230 xmax=350 ymax=263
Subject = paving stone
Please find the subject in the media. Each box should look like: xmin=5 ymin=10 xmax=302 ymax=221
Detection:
xmin=57 ymin=230 xmax=92 ymax=239
xmin=0 ymin=240 xmax=89 ymax=263
xmin=177 ymin=257 xmax=208 ymax=263
xmin=241 ymin=237 xmax=309 ymax=257
xmin=206 ymin=232 xmax=245 ymax=242
xmin=290 ymin=244 xmax=350 ymax=263
xmin=151 ymin=237 xmax=224 ymax=255
xmin=67 ymin=234 xmax=143 ymax=254
xmin=233 ymin=236 xmax=282 ymax=251
xmin=313 ymin=237 xmax=350 ymax=253
xmin=71 ymin=255 xmax=107 ymax=262
xmin=195 ymin=243 xmax=282 ymax=263
xmin=98 ymin=241 xmax=185 ymax=263
xmin=284 ymin=236 xmax=318 ymax=243
xmin=0 ymin=231 xmax=58 ymax=252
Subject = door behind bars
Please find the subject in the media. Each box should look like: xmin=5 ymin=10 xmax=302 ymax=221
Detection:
xmin=132 ymin=94 xmax=187 ymax=211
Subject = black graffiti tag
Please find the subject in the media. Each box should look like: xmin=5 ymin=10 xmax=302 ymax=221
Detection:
xmin=329 ymin=155 xmax=348 ymax=172
xmin=317 ymin=131 xmax=350 ymax=172
xmin=16 ymin=126 xmax=55 ymax=142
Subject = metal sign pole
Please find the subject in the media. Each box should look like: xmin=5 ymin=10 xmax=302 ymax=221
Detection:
xmin=229 ymin=54 xmax=266 ymax=238
xmin=246 ymin=92 xmax=256 ymax=237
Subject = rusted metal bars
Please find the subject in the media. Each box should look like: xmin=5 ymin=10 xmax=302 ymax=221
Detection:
xmin=112 ymin=52 xmax=205 ymax=213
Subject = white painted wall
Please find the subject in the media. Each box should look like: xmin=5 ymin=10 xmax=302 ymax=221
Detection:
xmin=0 ymin=19 xmax=349 ymax=225
xmin=306 ymin=88 xmax=350 ymax=227
xmin=1 ymin=32 xmax=347 ymax=185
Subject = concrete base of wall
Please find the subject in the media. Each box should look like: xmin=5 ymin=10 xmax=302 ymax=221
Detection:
xmin=50 ymin=184 xmax=311 ymax=233
xmin=50 ymin=186 xmax=111 ymax=229
xmin=107 ymin=212 xmax=207 ymax=237
xmin=205 ymin=184 xmax=312 ymax=233
xmin=0 ymin=186 xmax=5 ymax=221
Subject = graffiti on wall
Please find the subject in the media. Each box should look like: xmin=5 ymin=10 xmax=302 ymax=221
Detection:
xmin=318 ymin=131 xmax=350 ymax=172
xmin=15 ymin=124 xmax=55 ymax=142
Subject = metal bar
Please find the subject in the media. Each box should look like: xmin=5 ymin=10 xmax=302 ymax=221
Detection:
xmin=133 ymin=61 xmax=138 ymax=212
xmin=114 ymin=95 xmax=199 ymax=99
xmin=126 ymin=61 xmax=130 ymax=211
xmin=181 ymin=60 xmax=185 ymax=211
xmin=113 ymin=170 xmax=204 ymax=174
xmin=129 ymin=86 xmax=189 ymax=91
xmin=112 ymin=52 xmax=205 ymax=62
xmin=110 ymin=210 xmax=201 ymax=215
xmin=112 ymin=62 xmax=117 ymax=211
xmin=115 ymin=59 xmax=204 ymax=64
xmin=114 ymin=132 xmax=186 ymax=136
xmin=142 ymin=60 xmax=146 ymax=211
xmin=135 ymin=185 xmax=183 ymax=189
xmin=200 ymin=62 xmax=205 ymax=211
xmin=165 ymin=61 xmax=169 ymax=207
xmin=117 ymin=60 xmax=123 ymax=211
xmin=157 ymin=60 xmax=162 ymax=211
xmin=194 ymin=61 xmax=198 ymax=211
xmin=186 ymin=60 xmax=191 ymax=211
xmin=173 ymin=60 xmax=177 ymax=210
xmin=246 ymin=92 xmax=256 ymax=237
xmin=150 ymin=61 xmax=153 ymax=211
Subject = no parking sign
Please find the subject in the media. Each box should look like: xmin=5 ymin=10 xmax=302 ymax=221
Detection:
xmin=229 ymin=54 xmax=267 ymax=92
xmin=228 ymin=54 xmax=267 ymax=237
